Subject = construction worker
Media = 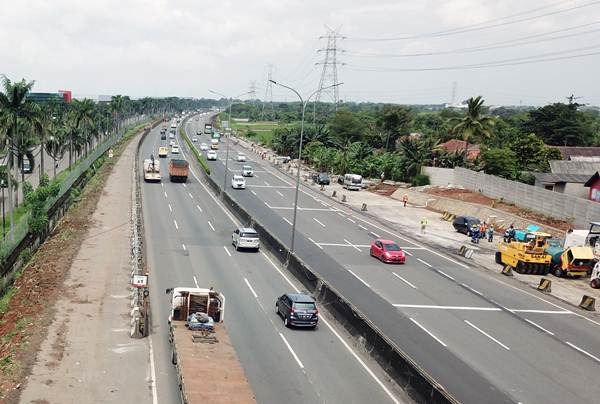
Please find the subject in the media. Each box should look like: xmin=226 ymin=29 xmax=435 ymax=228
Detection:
xmin=402 ymin=194 xmax=408 ymax=207
xmin=479 ymin=221 xmax=487 ymax=241
xmin=420 ymin=217 xmax=428 ymax=234
xmin=380 ymin=172 xmax=385 ymax=183
xmin=487 ymin=225 xmax=494 ymax=243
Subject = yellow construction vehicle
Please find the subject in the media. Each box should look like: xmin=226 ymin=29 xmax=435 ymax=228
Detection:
xmin=496 ymin=231 xmax=553 ymax=275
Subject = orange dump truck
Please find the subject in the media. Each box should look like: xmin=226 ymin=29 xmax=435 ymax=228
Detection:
xmin=168 ymin=159 xmax=189 ymax=182
xmin=167 ymin=287 xmax=255 ymax=404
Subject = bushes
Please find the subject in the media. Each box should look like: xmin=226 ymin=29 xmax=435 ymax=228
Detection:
xmin=180 ymin=124 xmax=211 ymax=175
xmin=411 ymin=174 xmax=430 ymax=186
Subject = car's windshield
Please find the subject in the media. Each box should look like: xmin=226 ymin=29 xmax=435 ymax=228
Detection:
xmin=294 ymin=302 xmax=316 ymax=310
xmin=384 ymin=243 xmax=401 ymax=251
xmin=241 ymin=232 xmax=257 ymax=238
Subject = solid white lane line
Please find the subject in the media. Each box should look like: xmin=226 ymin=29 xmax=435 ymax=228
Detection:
xmin=348 ymin=270 xmax=371 ymax=287
xmin=168 ymin=204 xmax=172 ymax=212
xmin=348 ymin=218 xmax=356 ymax=224
xmin=565 ymin=342 xmax=600 ymax=363
xmin=394 ymin=304 xmax=501 ymax=311
xmin=524 ymin=319 xmax=555 ymax=335
xmin=279 ymin=333 xmax=304 ymax=369
xmin=148 ymin=336 xmax=159 ymax=404
xmin=208 ymin=221 xmax=215 ymax=231
xmin=313 ymin=217 xmax=326 ymax=227
xmin=369 ymin=231 xmax=381 ymax=238
xmin=182 ymin=244 xmax=186 ymax=251
xmin=358 ymin=224 xmax=368 ymax=230
xmin=437 ymin=270 xmax=455 ymax=280
xmin=196 ymin=205 xmax=203 ymax=213
xmin=188 ymin=192 xmax=194 ymax=199
xmin=173 ymin=220 xmax=179 ymax=230
xmin=315 ymin=242 xmax=371 ymax=248
xmin=417 ymin=258 xmax=432 ymax=267
xmin=509 ymin=309 xmax=572 ymax=314
xmin=193 ymin=276 xmax=199 ymax=288
xmin=392 ymin=273 xmax=417 ymax=289
xmin=250 ymin=190 xmax=257 ymax=196
xmin=464 ymin=320 xmax=510 ymax=350
xmin=261 ymin=252 xmax=298 ymax=291
xmin=344 ymin=239 xmax=361 ymax=252
xmin=283 ymin=217 xmax=293 ymax=226
xmin=409 ymin=318 xmax=447 ymax=347
xmin=321 ymin=201 xmax=330 ymax=207
xmin=223 ymin=246 xmax=232 ymax=257
xmin=164 ymin=191 xmax=168 ymax=198
xmin=461 ymin=283 xmax=483 ymax=296
xmin=308 ymin=237 xmax=323 ymax=249
xmin=276 ymin=191 xmax=284 ymax=197
xmin=244 ymin=278 xmax=258 ymax=298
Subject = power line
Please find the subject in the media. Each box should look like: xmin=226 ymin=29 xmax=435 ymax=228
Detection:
xmin=346 ymin=21 xmax=600 ymax=58
xmin=314 ymin=26 xmax=345 ymax=119
xmin=261 ymin=64 xmax=274 ymax=118
xmin=348 ymin=0 xmax=600 ymax=42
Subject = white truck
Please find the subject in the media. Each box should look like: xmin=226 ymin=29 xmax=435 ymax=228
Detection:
xmin=167 ymin=287 xmax=255 ymax=404
xmin=143 ymin=156 xmax=161 ymax=182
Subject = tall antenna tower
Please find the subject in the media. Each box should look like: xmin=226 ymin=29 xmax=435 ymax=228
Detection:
xmin=314 ymin=26 xmax=345 ymax=121
xmin=262 ymin=64 xmax=274 ymax=119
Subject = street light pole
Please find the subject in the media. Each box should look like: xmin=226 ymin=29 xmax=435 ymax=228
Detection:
xmin=269 ymin=80 xmax=343 ymax=258
xmin=209 ymin=90 xmax=252 ymax=198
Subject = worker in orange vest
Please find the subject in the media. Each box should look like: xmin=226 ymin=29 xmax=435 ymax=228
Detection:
xmin=402 ymin=194 xmax=408 ymax=207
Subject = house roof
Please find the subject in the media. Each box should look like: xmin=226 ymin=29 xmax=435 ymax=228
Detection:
xmin=551 ymin=146 xmax=600 ymax=160
xmin=438 ymin=139 xmax=480 ymax=160
xmin=533 ymin=172 xmax=591 ymax=184
xmin=584 ymin=172 xmax=600 ymax=187
xmin=549 ymin=160 xmax=600 ymax=175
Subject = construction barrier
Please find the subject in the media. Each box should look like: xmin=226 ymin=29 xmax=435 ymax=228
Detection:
xmin=320 ymin=184 xmax=325 ymax=191
xmin=501 ymin=265 xmax=514 ymax=276
xmin=441 ymin=211 xmax=456 ymax=221
xmin=579 ymin=295 xmax=596 ymax=311
xmin=537 ymin=278 xmax=552 ymax=293
xmin=332 ymin=190 xmax=337 ymax=198
xmin=342 ymin=194 xmax=347 ymax=203
xmin=361 ymin=203 xmax=367 ymax=211
xmin=458 ymin=245 xmax=474 ymax=259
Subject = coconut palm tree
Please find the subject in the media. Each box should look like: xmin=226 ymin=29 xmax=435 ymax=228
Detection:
xmin=45 ymin=124 xmax=68 ymax=178
xmin=448 ymin=96 xmax=495 ymax=163
xmin=72 ymin=99 xmax=96 ymax=158
xmin=109 ymin=95 xmax=125 ymax=135
xmin=0 ymin=76 xmax=36 ymax=239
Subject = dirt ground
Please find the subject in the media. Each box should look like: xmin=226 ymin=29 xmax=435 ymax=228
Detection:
xmin=0 ymin=130 xmax=142 ymax=403
xmin=367 ymin=183 xmax=399 ymax=197
xmin=424 ymin=187 xmax=573 ymax=231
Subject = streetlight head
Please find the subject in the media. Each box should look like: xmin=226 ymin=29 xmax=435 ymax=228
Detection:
xmin=269 ymin=79 xmax=277 ymax=84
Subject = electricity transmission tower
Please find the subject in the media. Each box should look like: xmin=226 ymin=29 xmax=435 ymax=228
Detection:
xmin=314 ymin=26 xmax=345 ymax=122
xmin=262 ymin=64 xmax=274 ymax=119
xmin=249 ymin=81 xmax=257 ymax=100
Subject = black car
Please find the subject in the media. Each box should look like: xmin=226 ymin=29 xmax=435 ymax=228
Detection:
xmin=452 ymin=216 xmax=481 ymax=235
xmin=276 ymin=293 xmax=318 ymax=328
xmin=337 ymin=175 xmax=344 ymax=185
xmin=311 ymin=172 xmax=330 ymax=185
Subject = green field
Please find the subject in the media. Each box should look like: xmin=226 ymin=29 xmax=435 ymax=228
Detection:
xmin=223 ymin=120 xmax=295 ymax=145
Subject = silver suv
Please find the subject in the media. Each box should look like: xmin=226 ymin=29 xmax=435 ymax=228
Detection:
xmin=232 ymin=227 xmax=260 ymax=251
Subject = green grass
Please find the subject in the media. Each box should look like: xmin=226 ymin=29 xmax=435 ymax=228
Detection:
xmin=180 ymin=124 xmax=211 ymax=175
xmin=0 ymin=287 xmax=17 ymax=315
xmin=223 ymin=120 xmax=295 ymax=145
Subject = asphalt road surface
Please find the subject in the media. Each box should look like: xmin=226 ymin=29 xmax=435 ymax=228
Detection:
xmin=140 ymin=121 xmax=407 ymax=404
xmin=183 ymin=114 xmax=600 ymax=404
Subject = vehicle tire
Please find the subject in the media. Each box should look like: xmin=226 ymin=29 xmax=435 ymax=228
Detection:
xmin=495 ymin=252 xmax=502 ymax=265
xmin=284 ymin=316 xmax=290 ymax=327
xmin=591 ymin=278 xmax=600 ymax=289
xmin=553 ymin=267 xmax=564 ymax=278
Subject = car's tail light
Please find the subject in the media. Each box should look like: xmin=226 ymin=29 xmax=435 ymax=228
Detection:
xmin=315 ymin=308 xmax=319 ymax=316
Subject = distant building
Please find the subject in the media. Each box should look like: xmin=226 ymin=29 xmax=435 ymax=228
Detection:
xmin=438 ymin=139 xmax=480 ymax=160
xmin=550 ymin=146 xmax=600 ymax=161
xmin=28 ymin=91 xmax=72 ymax=103
xmin=533 ymin=160 xmax=600 ymax=198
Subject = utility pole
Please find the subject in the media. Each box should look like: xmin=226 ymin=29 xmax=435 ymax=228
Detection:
xmin=313 ymin=26 xmax=345 ymax=122
xmin=262 ymin=64 xmax=274 ymax=119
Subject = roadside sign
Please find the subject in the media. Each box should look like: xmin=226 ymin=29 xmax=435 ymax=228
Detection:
xmin=222 ymin=120 xmax=229 ymax=128
xmin=132 ymin=274 xmax=148 ymax=287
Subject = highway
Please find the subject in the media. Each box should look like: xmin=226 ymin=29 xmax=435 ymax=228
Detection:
xmin=139 ymin=121 xmax=406 ymax=403
xmin=183 ymin=114 xmax=600 ymax=404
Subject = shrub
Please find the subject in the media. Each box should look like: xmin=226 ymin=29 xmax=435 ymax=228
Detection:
xmin=411 ymin=174 xmax=430 ymax=186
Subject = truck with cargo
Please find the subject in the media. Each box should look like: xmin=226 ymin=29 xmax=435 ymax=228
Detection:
xmin=168 ymin=159 xmax=189 ymax=182
xmin=143 ymin=156 xmax=161 ymax=182
xmin=167 ymin=287 xmax=255 ymax=404
xmin=204 ymin=123 xmax=213 ymax=134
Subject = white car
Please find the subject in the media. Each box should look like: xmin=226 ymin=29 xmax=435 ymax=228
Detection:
xmin=169 ymin=133 xmax=174 ymax=139
xmin=241 ymin=165 xmax=253 ymax=177
xmin=206 ymin=150 xmax=218 ymax=160
xmin=200 ymin=143 xmax=209 ymax=151
xmin=171 ymin=145 xmax=180 ymax=154
xmin=236 ymin=153 xmax=247 ymax=162
xmin=231 ymin=175 xmax=246 ymax=189
xmin=192 ymin=136 xmax=198 ymax=142
xmin=169 ymin=140 xmax=175 ymax=146
xmin=232 ymin=227 xmax=260 ymax=251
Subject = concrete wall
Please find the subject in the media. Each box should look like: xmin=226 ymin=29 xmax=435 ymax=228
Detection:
xmin=454 ymin=167 xmax=600 ymax=228
xmin=563 ymin=182 xmax=588 ymax=199
xmin=421 ymin=166 xmax=455 ymax=187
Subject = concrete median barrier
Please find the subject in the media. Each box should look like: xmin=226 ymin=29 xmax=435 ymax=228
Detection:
xmin=342 ymin=194 xmax=347 ymax=203
xmin=332 ymin=190 xmax=337 ymax=198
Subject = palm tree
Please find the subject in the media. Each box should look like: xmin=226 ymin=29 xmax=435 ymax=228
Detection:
xmin=72 ymin=99 xmax=96 ymax=158
xmin=0 ymin=76 xmax=36 ymax=239
xmin=448 ymin=96 xmax=495 ymax=163
xmin=109 ymin=95 xmax=125 ymax=136
xmin=31 ymin=104 xmax=54 ymax=183
xmin=45 ymin=125 xmax=68 ymax=178
xmin=398 ymin=137 xmax=437 ymax=179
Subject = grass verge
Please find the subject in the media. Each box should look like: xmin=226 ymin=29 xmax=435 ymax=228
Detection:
xmin=180 ymin=123 xmax=211 ymax=175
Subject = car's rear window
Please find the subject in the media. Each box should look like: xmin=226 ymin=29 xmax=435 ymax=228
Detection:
xmin=241 ymin=232 xmax=257 ymax=238
xmin=384 ymin=243 xmax=401 ymax=251
xmin=293 ymin=302 xmax=316 ymax=310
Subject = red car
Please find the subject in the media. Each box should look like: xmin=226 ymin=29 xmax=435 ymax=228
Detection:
xmin=370 ymin=239 xmax=406 ymax=264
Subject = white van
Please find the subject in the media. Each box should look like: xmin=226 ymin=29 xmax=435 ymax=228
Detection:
xmin=343 ymin=174 xmax=362 ymax=190
xmin=210 ymin=138 xmax=219 ymax=150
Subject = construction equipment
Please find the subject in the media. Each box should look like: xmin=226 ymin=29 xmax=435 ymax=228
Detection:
xmin=143 ymin=155 xmax=161 ymax=182
xmin=496 ymin=231 xmax=553 ymax=275
xmin=545 ymin=240 xmax=596 ymax=278
xmin=590 ymin=262 xmax=600 ymax=288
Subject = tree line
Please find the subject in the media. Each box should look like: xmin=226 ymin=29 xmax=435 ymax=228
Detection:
xmin=232 ymin=96 xmax=599 ymax=184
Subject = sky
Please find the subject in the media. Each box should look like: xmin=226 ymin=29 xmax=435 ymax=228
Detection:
xmin=1 ymin=0 xmax=599 ymax=106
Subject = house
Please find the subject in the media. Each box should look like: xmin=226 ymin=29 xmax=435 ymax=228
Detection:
xmin=551 ymin=146 xmax=600 ymax=161
xmin=438 ymin=139 xmax=480 ymax=160
xmin=584 ymin=172 xmax=600 ymax=202
xmin=533 ymin=160 xmax=600 ymax=198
